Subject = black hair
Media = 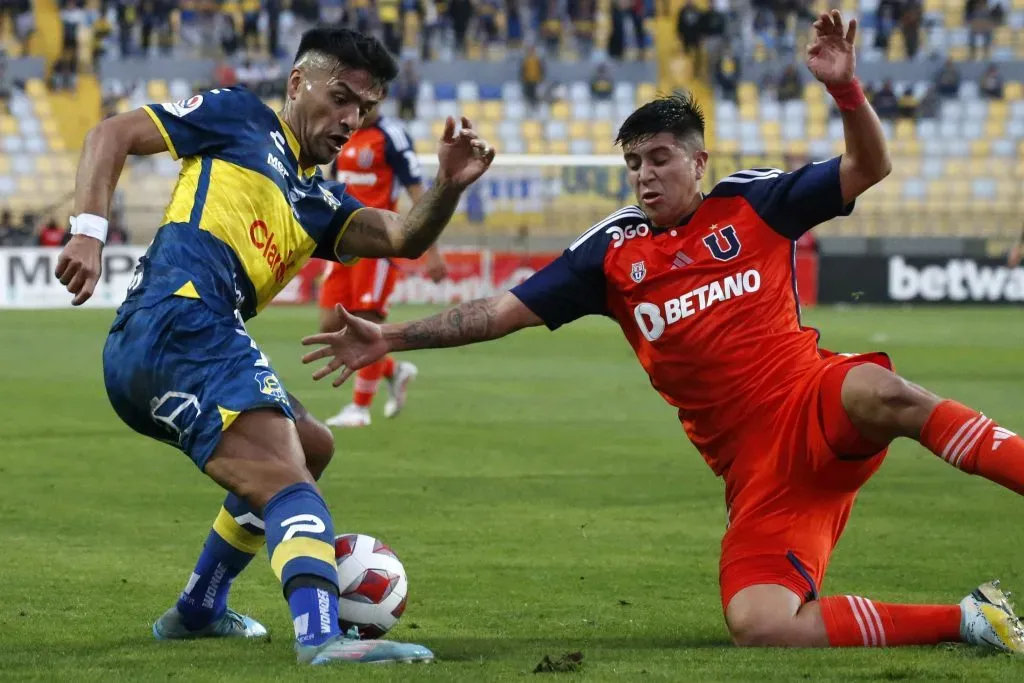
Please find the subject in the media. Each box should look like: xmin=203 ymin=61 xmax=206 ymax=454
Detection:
xmin=615 ymin=91 xmax=706 ymax=150
xmin=293 ymin=27 xmax=399 ymax=88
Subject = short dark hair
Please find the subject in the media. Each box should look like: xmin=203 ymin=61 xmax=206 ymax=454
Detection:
xmin=615 ymin=91 xmax=706 ymax=150
xmin=294 ymin=27 xmax=399 ymax=88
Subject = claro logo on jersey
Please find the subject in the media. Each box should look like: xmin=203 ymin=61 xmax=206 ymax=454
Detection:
xmin=249 ymin=219 xmax=297 ymax=283
xmin=633 ymin=270 xmax=762 ymax=342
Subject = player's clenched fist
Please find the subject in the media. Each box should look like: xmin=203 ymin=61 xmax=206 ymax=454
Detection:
xmin=55 ymin=234 xmax=103 ymax=306
xmin=435 ymin=116 xmax=495 ymax=190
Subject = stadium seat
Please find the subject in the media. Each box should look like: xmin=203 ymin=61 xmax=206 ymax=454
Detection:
xmin=460 ymin=101 xmax=482 ymax=122
xmin=433 ymin=83 xmax=457 ymax=101
xmin=482 ymin=101 xmax=503 ymax=120
xmin=478 ymin=84 xmax=502 ymax=100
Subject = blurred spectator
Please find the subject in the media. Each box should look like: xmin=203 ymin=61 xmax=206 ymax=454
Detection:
xmin=900 ymin=0 xmax=922 ymax=59
xmin=917 ymin=86 xmax=940 ymax=118
xmin=15 ymin=0 xmax=35 ymax=56
xmin=715 ymin=50 xmax=739 ymax=102
xmin=699 ymin=2 xmax=726 ymax=79
xmin=874 ymin=1 xmax=897 ymax=52
xmin=965 ymin=0 xmax=995 ymax=60
xmin=871 ymin=79 xmax=899 ymax=119
xmin=897 ymin=86 xmax=917 ymax=118
xmin=540 ymin=0 xmax=561 ymax=54
xmin=590 ymin=63 xmax=613 ymax=101
xmin=676 ymin=1 xmax=703 ymax=57
xmin=628 ymin=0 xmax=647 ymax=60
xmin=980 ymin=64 xmax=1003 ymax=99
xmin=477 ymin=0 xmax=501 ymax=47
xmin=777 ymin=64 xmax=801 ymax=102
xmin=379 ymin=0 xmax=402 ymax=55
xmin=449 ymin=0 xmax=473 ymax=56
xmin=0 ymin=210 xmax=14 ymax=245
xmin=38 ymin=218 xmax=66 ymax=247
xmin=572 ymin=0 xmax=595 ymax=55
xmin=0 ymin=46 xmax=10 ymax=114
xmin=520 ymin=45 xmax=545 ymax=108
xmin=608 ymin=0 xmax=626 ymax=60
xmin=393 ymin=60 xmax=419 ymax=120
xmin=935 ymin=58 xmax=961 ymax=98
xmin=91 ymin=8 xmax=112 ymax=69
xmin=214 ymin=60 xmax=238 ymax=88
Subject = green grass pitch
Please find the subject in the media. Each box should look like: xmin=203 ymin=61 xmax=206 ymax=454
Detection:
xmin=1 ymin=304 xmax=1022 ymax=682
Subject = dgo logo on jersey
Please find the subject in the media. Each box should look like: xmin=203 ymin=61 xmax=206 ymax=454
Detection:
xmin=607 ymin=223 xmax=650 ymax=248
xmin=161 ymin=95 xmax=204 ymax=118
xmin=702 ymin=224 xmax=741 ymax=261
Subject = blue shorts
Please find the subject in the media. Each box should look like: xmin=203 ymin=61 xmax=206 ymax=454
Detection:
xmin=103 ymin=295 xmax=295 ymax=470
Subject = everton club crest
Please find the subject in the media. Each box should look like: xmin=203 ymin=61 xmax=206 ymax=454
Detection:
xmin=631 ymin=261 xmax=646 ymax=283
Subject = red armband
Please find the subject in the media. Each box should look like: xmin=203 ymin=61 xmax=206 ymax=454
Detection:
xmin=827 ymin=78 xmax=866 ymax=112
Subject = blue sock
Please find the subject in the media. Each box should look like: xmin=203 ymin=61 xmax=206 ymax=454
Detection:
xmin=176 ymin=493 xmax=266 ymax=630
xmin=264 ymin=482 xmax=341 ymax=647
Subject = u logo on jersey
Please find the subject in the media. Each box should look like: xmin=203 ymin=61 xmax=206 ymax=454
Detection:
xmin=702 ymin=224 xmax=741 ymax=262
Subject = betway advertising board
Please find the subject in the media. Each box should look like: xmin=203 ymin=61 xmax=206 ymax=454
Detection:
xmin=818 ymin=255 xmax=1024 ymax=304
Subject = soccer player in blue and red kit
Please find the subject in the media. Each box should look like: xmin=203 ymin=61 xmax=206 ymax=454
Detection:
xmin=303 ymin=11 xmax=1024 ymax=652
xmin=53 ymin=27 xmax=494 ymax=665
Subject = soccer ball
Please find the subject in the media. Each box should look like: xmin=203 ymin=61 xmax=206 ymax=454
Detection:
xmin=333 ymin=533 xmax=409 ymax=639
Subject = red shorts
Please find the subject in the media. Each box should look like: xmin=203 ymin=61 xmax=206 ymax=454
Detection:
xmin=318 ymin=258 xmax=398 ymax=316
xmin=718 ymin=351 xmax=893 ymax=612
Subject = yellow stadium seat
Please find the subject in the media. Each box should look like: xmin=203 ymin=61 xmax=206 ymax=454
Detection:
xmin=430 ymin=119 xmax=447 ymax=139
xmin=521 ymin=120 xmax=542 ymax=141
xmin=971 ymin=140 xmax=991 ymax=157
xmin=761 ymin=120 xmax=781 ymax=141
xmin=803 ymin=82 xmax=824 ymax=102
xmin=738 ymin=83 xmax=758 ymax=104
xmin=995 ymin=26 xmax=1012 ymax=47
xmin=718 ymin=139 xmax=739 ymax=155
xmin=147 ymin=79 xmax=169 ymax=102
xmin=967 ymin=158 xmax=987 ymax=177
xmin=739 ymin=100 xmax=757 ymax=120
xmin=550 ymin=101 xmax=570 ymax=120
xmin=526 ymin=138 xmax=545 ymax=154
xmin=482 ymin=101 xmax=503 ymax=120
xmin=763 ymin=138 xmax=782 ymax=155
xmin=900 ymin=138 xmax=921 ymax=156
xmin=807 ymin=100 xmax=828 ymax=122
xmin=787 ymin=139 xmax=809 ymax=156
xmin=41 ymin=119 xmax=59 ymax=136
xmin=25 ymin=79 xmax=46 ymax=97
xmin=49 ymin=136 xmax=67 ymax=152
xmin=895 ymin=119 xmax=916 ymax=140
xmin=473 ymin=121 xmax=497 ymax=144
xmin=636 ymin=82 xmax=657 ymax=104
xmin=460 ymin=101 xmax=482 ymax=121
xmin=33 ymin=97 xmax=50 ymax=116
xmin=831 ymin=139 xmax=845 ymax=155
xmin=0 ymin=117 xmax=16 ymax=135
xmin=593 ymin=135 xmax=616 ymax=154
xmin=549 ymin=139 xmax=569 ymax=154
xmin=984 ymin=119 xmax=1005 ymax=139
xmin=806 ymin=119 xmax=826 ymax=140
xmin=988 ymin=100 xmax=1008 ymax=121
xmin=950 ymin=45 xmax=969 ymax=61
xmin=0 ymin=155 xmax=10 ymax=174
xmin=1014 ymin=160 xmax=1024 ymax=178
xmin=35 ymin=157 xmax=54 ymax=174
xmin=1004 ymin=82 xmax=1022 ymax=100
xmin=568 ymin=120 xmax=589 ymax=140
xmin=592 ymin=121 xmax=612 ymax=141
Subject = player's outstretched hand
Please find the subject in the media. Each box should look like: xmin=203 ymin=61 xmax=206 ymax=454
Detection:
xmin=436 ymin=116 xmax=496 ymax=190
xmin=55 ymin=234 xmax=103 ymax=306
xmin=806 ymin=9 xmax=857 ymax=86
xmin=301 ymin=304 xmax=389 ymax=387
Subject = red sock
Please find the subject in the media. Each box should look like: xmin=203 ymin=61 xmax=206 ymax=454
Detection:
xmin=820 ymin=595 xmax=961 ymax=647
xmin=353 ymin=358 xmax=389 ymax=407
xmin=920 ymin=400 xmax=1024 ymax=495
xmin=381 ymin=355 xmax=395 ymax=380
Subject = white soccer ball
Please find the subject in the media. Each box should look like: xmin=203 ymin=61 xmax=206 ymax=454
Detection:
xmin=333 ymin=533 xmax=409 ymax=639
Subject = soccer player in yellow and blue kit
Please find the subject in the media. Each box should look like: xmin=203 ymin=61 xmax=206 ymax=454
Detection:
xmin=53 ymin=27 xmax=495 ymax=666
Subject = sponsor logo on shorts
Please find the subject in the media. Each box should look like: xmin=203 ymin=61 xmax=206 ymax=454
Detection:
xmin=255 ymin=370 xmax=287 ymax=400
xmin=249 ymin=219 xmax=297 ymax=284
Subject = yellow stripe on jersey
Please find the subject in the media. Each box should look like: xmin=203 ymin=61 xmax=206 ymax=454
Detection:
xmin=213 ymin=506 xmax=266 ymax=554
xmin=163 ymin=157 xmax=204 ymax=225
xmin=200 ymin=160 xmax=318 ymax=311
xmin=275 ymin=114 xmax=317 ymax=178
xmin=328 ymin=206 xmax=365 ymax=266
xmin=143 ymin=105 xmax=180 ymax=160
xmin=269 ymin=537 xmax=336 ymax=580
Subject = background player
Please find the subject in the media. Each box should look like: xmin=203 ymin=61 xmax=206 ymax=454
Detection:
xmin=302 ymin=11 xmax=1024 ymax=654
xmin=320 ymin=105 xmax=448 ymax=428
xmin=54 ymin=27 xmax=494 ymax=665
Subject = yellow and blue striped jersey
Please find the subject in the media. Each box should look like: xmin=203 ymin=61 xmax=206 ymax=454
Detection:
xmin=119 ymin=87 xmax=364 ymax=321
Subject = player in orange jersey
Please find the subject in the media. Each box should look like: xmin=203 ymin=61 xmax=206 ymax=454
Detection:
xmin=303 ymin=11 xmax=1024 ymax=653
xmin=319 ymin=107 xmax=448 ymax=428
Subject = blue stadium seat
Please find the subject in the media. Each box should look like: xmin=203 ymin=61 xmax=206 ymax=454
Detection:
xmin=433 ymin=83 xmax=458 ymax=101
xmin=479 ymin=84 xmax=502 ymax=100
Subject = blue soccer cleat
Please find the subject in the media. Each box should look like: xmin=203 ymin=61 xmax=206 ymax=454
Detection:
xmin=296 ymin=628 xmax=434 ymax=665
xmin=152 ymin=606 xmax=268 ymax=640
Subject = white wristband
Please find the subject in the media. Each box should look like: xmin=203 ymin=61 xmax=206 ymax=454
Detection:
xmin=70 ymin=213 xmax=109 ymax=243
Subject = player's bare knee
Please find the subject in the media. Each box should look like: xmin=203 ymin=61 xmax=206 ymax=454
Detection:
xmin=728 ymin=612 xmax=792 ymax=647
xmin=842 ymin=366 xmax=939 ymax=439
xmin=299 ymin=416 xmax=335 ymax=479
